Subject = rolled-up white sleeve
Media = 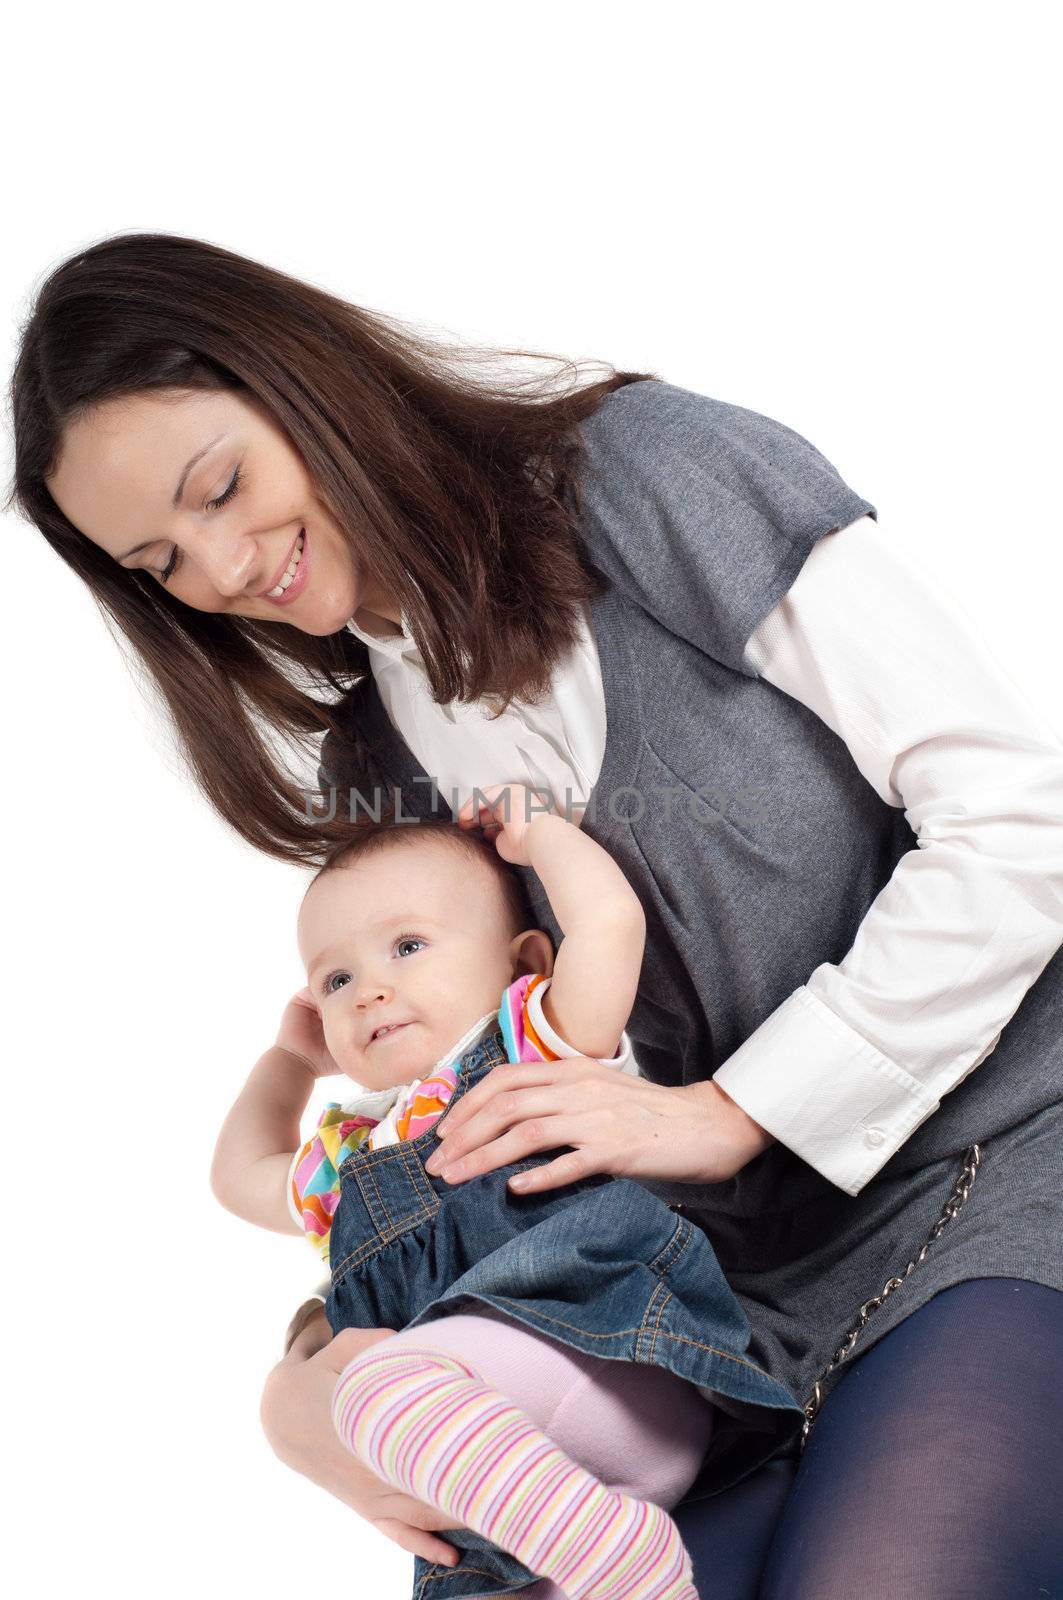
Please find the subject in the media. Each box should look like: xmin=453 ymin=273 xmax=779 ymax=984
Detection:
xmin=712 ymin=515 xmax=1063 ymax=1195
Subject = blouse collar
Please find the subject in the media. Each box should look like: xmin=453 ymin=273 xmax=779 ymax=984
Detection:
xmin=346 ymin=607 xmax=508 ymax=717
xmin=345 ymin=607 xmax=418 ymax=661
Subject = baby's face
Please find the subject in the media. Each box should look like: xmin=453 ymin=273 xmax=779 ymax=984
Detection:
xmin=297 ymin=838 xmax=549 ymax=1092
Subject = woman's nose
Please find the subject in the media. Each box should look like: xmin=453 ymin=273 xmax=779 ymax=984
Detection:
xmin=189 ymin=526 xmax=262 ymax=599
xmin=212 ymin=544 xmax=262 ymax=600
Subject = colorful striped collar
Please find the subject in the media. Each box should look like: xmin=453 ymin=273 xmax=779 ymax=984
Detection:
xmin=326 ymin=1006 xmax=500 ymax=1124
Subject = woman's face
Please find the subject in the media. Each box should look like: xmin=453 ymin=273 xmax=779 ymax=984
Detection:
xmin=45 ymin=387 xmax=400 ymax=636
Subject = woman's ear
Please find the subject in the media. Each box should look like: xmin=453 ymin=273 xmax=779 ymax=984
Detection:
xmin=509 ymin=928 xmax=555 ymax=979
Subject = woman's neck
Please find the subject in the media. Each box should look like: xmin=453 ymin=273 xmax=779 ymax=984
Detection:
xmin=351 ymin=605 xmax=405 ymax=639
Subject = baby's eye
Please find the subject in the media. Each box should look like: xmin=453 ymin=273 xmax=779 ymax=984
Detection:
xmin=321 ymin=939 xmax=424 ymax=995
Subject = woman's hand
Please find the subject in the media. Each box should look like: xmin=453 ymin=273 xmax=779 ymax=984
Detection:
xmin=260 ymin=1311 xmax=463 ymax=1567
xmin=274 ymin=987 xmax=340 ymax=1080
xmin=424 ymin=1059 xmax=775 ymax=1192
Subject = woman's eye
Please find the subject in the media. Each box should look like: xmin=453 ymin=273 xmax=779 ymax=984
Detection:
xmin=206 ymin=466 xmax=242 ymax=512
xmin=324 ymin=972 xmax=351 ymax=995
xmin=153 ymin=466 xmax=243 ymax=585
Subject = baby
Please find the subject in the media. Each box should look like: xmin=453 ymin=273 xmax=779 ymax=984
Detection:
xmin=212 ymin=784 xmax=802 ymax=1600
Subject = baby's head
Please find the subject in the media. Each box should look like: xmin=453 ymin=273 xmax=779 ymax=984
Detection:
xmin=297 ymin=820 xmax=554 ymax=1091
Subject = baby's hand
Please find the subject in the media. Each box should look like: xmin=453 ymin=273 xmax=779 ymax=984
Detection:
xmin=275 ymin=987 xmax=341 ymax=1080
xmin=457 ymin=783 xmax=556 ymax=866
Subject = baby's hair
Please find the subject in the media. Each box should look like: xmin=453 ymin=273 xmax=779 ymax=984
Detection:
xmin=305 ymin=817 xmax=538 ymax=944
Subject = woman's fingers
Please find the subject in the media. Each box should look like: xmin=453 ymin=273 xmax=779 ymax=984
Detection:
xmin=426 ymin=1066 xmax=767 ymax=1186
xmin=428 ymin=1080 xmax=559 ymax=1164
xmin=314 ymin=1323 xmax=397 ymax=1374
xmin=372 ymin=1517 xmax=462 ymax=1567
xmin=374 ymin=1489 xmax=466 ymax=1537
xmin=426 ymin=1113 xmax=582 ymax=1183
xmin=259 ymin=1338 xmax=463 ymax=1566
xmin=506 ymin=1150 xmax=594 ymax=1194
xmin=437 ymin=1061 xmax=577 ymax=1141
xmin=428 ymin=1062 xmax=611 ymax=1176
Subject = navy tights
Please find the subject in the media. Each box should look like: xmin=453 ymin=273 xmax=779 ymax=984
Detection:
xmin=672 ymin=1278 xmax=1063 ymax=1599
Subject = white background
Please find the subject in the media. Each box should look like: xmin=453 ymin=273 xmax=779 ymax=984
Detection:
xmin=2 ymin=3 xmax=1060 ymax=1596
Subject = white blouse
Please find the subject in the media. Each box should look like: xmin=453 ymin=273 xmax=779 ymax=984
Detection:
xmin=344 ymin=515 xmax=1063 ymax=1197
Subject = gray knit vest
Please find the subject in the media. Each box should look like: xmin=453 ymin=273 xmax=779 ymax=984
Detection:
xmin=318 ymin=378 xmax=1063 ymax=1219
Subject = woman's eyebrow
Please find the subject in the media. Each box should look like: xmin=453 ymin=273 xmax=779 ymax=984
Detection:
xmin=115 ymin=433 xmax=226 ymax=561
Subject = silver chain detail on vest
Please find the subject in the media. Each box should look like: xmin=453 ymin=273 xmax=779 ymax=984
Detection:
xmin=799 ymin=1142 xmax=983 ymax=1449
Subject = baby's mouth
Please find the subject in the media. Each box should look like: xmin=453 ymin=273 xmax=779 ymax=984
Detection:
xmin=369 ymin=1022 xmax=412 ymax=1044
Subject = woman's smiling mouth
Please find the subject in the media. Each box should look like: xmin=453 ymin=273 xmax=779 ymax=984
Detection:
xmin=261 ymin=529 xmax=309 ymax=604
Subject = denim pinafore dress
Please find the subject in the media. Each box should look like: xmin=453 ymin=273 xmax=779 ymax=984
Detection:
xmin=324 ymin=1028 xmax=804 ymax=1600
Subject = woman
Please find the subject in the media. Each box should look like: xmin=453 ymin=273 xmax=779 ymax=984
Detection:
xmin=10 ymin=231 xmax=1063 ymax=1597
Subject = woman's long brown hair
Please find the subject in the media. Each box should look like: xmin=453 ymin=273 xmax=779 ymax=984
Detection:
xmin=6 ymin=232 xmax=658 ymax=865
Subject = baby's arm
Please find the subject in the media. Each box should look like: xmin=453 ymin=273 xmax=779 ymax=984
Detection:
xmin=210 ymin=1045 xmax=313 ymax=1235
xmin=523 ymin=810 xmax=646 ymax=1061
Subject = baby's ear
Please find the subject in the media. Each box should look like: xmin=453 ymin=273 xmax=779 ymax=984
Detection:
xmin=510 ymin=928 xmax=555 ymax=979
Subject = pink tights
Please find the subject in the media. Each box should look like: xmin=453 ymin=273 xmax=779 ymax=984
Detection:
xmin=368 ymin=1305 xmax=716 ymax=1600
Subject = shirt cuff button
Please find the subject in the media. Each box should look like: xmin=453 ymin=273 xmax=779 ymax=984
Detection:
xmin=863 ymin=1127 xmax=886 ymax=1148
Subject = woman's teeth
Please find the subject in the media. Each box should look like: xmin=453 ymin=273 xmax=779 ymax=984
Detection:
xmin=269 ymin=532 xmax=305 ymax=597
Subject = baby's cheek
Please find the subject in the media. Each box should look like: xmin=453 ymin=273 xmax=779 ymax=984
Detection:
xmin=326 ymin=1026 xmax=357 ymax=1077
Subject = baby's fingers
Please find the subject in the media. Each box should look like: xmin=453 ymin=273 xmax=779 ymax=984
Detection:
xmin=292 ymin=986 xmax=318 ymax=1010
xmin=457 ymin=789 xmax=510 ymax=831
